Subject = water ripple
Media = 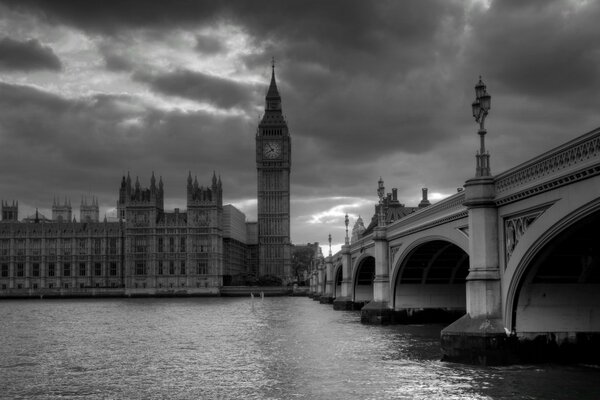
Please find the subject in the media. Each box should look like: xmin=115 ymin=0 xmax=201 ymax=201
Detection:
xmin=0 ymin=298 xmax=599 ymax=399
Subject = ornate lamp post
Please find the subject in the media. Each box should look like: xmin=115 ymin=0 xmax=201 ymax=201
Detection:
xmin=471 ymin=76 xmax=492 ymax=177
xmin=344 ymin=214 xmax=350 ymax=245
xmin=377 ymin=177 xmax=385 ymax=226
xmin=328 ymin=233 xmax=332 ymax=257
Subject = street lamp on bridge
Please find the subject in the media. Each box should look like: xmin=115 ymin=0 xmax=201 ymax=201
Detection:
xmin=344 ymin=214 xmax=349 ymax=245
xmin=377 ymin=177 xmax=385 ymax=226
xmin=328 ymin=233 xmax=332 ymax=257
xmin=471 ymin=76 xmax=492 ymax=177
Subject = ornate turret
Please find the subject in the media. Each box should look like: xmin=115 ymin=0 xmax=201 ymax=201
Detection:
xmin=80 ymin=196 xmax=100 ymax=222
xmin=118 ymin=173 xmax=164 ymax=222
xmin=187 ymin=173 xmax=223 ymax=207
xmin=52 ymin=197 xmax=72 ymax=222
xmin=418 ymin=188 xmax=431 ymax=208
xmin=351 ymin=216 xmax=366 ymax=243
xmin=150 ymin=171 xmax=156 ymax=191
xmin=1 ymin=200 xmax=18 ymax=222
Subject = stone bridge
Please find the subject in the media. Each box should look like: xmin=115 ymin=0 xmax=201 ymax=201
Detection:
xmin=309 ymin=126 xmax=600 ymax=364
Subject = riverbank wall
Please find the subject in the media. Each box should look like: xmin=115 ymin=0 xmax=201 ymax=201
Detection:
xmin=0 ymin=286 xmax=309 ymax=299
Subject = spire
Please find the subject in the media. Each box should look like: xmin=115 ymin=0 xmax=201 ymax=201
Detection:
xmin=267 ymin=58 xmax=279 ymax=97
xmin=159 ymin=176 xmax=163 ymax=191
xmin=212 ymin=171 xmax=217 ymax=187
xmin=151 ymin=171 xmax=156 ymax=189
xmin=264 ymin=58 xmax=282 ymax=113
xmin=187 ymin=171 xmax=193 ymax=187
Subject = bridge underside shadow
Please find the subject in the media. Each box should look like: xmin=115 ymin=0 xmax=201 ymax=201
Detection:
xmin=354 ymin=256 xmax=375 ymax=309
xmin=392 ymin=240 xmax=468 ymax=323
xmin=512 ymin=210 xmax=600 ymax=363
xmin=333 ymin=265 xmax=342 ymax=299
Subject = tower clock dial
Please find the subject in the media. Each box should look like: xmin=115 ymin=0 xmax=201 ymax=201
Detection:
xmin=263 ymin=141 xmax=281 ymax=159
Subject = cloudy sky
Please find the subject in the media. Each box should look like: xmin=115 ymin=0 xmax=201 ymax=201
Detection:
xmin=0 ymin=0 xmax=599 ymax=253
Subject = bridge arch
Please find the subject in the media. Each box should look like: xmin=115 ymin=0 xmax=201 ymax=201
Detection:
xmin=333 ymin=263 xmax=343 ymax=298
xmin=391 ymin=236 xmax=469 ymax=313
xmin=352 ymin=254 xmax=375 ymax=303
xmin=506 ymin=199 xmax=600 ymax=338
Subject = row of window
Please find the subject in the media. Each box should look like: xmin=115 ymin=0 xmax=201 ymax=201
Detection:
xmin=134 ymin=237 xmax=213 ymax=254
xmin=134 ymin=261 xmax=209 ymax=276
xmin=0 ymin=238 xmax=119 ymax=256
xmin=1 ymin=282 xmax=121 ymax=290
xmin=0 ymin=263 xmax=119 ymax=277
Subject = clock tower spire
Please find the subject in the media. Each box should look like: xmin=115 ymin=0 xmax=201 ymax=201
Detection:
xmin=256 ymin=60 xmax=292 ymax=281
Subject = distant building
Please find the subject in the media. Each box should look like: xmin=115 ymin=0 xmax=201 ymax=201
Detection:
xmin=223 ymin=205 xmax=251 ymax=285
xmin=358 ymin=186 xmax=431 ymax=240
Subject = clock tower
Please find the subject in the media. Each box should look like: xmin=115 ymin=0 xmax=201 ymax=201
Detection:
xmin=256 ymin=62 xmax=291 ymax=281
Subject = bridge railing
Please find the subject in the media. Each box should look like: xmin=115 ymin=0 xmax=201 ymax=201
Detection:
xmin=494 ymin=127 xmax=600 ymax=198
xmin=385 ymin=191 xmax=467 ymax=236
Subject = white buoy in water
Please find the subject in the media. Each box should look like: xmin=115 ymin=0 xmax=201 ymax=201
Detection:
xmin=260 ymin=291 xmax=264 ymax=301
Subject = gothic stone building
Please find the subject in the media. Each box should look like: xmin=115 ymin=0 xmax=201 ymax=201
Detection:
xmin=0 ymin=173 xmax=246 ymax=295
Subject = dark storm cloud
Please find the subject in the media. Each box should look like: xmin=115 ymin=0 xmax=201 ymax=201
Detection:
xmin=466 ymin=0 xmax=600 ymax=100
xmin=0 ymin=0 xmax=468 ymax=157
xmin=134 ymin=69 xmax=257 ymax=109
xmin=0 ymin=37 xmax=62 ymax=71
xmin=0 ymin=82 xmax=257 ymax=209
xmin=0 ymin=0 xmax=222 ymax=34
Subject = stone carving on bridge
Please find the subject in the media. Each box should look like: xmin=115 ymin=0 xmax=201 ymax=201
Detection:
xmin=504 ymin=209 xmax=547 ymax=264
xmin=390 ymin=245 xmax=402 ymax=259
xmin=495 ymin=131 xmax=600 ymax=200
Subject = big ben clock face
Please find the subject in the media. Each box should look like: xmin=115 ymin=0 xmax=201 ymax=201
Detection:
xmin=263 ymin=141 xmax=281 ymax=159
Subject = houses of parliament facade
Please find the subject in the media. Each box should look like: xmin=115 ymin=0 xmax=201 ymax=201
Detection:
xmin=0 ymin=66 xmax=292 ymax=296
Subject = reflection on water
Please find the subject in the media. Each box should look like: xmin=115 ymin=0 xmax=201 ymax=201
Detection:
xmin=0 ymin=297 xmax=598 ymax=399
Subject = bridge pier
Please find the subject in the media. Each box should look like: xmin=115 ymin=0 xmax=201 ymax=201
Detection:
xmin=320 ymin=256 xmax=334 ymax=304
xmin=333 ymin=244 xmax=354 ymax=310
xmin=307 ymin=272 xmax=316 ymax=298
xmin=312 ymin=261 xmax=324 ymax=301
xmin=361 ymin=227 xmax=393 ymax=324
xmin=441 ymin=176 xmax=511 ymax=364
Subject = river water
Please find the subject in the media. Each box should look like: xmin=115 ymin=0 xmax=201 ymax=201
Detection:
xmin=0 ymin=297 xmax=598 ymax=400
